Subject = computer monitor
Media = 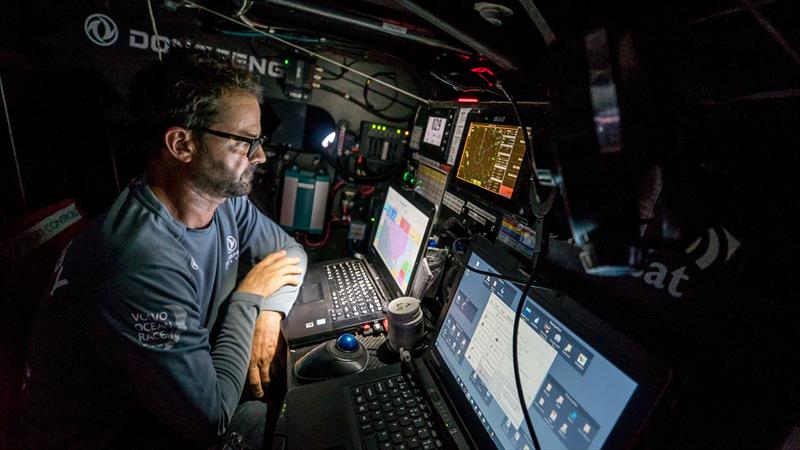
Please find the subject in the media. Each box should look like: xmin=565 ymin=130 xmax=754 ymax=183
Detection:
xmin=371 ymin=187 xmax=432 ymax=295
xmin=454 ymin=122 xmax=528 ymax=200
xmin=432 ymin=240 xmax=670 ymax=449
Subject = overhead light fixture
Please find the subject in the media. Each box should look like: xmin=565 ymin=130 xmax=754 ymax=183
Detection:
xmin=474 ymin=2 xmax=513 ymax=27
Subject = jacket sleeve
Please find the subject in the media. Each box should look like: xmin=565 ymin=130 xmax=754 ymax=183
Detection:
xmin=233 ymin=196 xmax=307 ymax=316
xmin=81 ymin=264 xmax=262 ymax=445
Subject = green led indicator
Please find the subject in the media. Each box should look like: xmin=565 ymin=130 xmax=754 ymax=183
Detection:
xmin=410 ymin=178 xmax=416 ymax=184
xmin=403 ymin=172 xmax=410 ymax=181
xmin=396 ymin=129 xmax=401 ymax=134
xmin=284 ymin=59 xmax=289 ymax=64
xmin=372 ymin=124 xmax=376 ymax=129
xmin=371 ymin=217 xmax=376 ymax=222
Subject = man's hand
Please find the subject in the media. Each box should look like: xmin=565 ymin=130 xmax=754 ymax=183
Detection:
xmin=237 ymin=250 xmax=302 ymax=298
xmin=248 ymin=310 xmax=283 ymax=398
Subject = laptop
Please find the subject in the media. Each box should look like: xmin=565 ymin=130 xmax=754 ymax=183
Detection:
xmin=282 ymin=185 xmax=437 ymax=348
xmin=275 ymin=237 xmax=672 ymax=450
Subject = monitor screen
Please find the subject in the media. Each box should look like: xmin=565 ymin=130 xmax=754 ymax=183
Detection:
xmin=434 ymin=252 xmax=639 ymax=450
xmin=423 ymin=116 xmax=448 ymax=147
xmin=455 ymin=122 xmax=528 ymax=199
xmin=372 ymin=187 xmax=430 ymax=294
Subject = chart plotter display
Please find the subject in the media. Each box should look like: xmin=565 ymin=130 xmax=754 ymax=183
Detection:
xmin=455 ymin=122 xmax=528 ymax=200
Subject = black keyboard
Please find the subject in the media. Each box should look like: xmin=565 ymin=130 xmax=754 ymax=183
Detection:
xmin=352 ymin=373 xmax=444 ymax=450
xmin=325 ymin=261 xmax=384 ymax=322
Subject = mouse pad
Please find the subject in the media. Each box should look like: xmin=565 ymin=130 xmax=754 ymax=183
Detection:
xmin=299 ymin=283 xmax=324 ymax=304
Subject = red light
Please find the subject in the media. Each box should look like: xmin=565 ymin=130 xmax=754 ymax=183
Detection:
xmin=470 ymin=67 xmax=495 ymax=76
xmin=457 ymin=97 xmax=479 ymax=103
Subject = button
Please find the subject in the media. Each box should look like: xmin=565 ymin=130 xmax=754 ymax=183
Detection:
xmin=361 ymin=424 xmax=374 ymax=435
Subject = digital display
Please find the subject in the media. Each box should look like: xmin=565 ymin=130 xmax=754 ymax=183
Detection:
xmin=435 ymin=253 xmax=638 ymax=450
xmin=455 ymin=123 xmax=527 ymax=199
xmin=497 ymin=217 xmax=536 ymax=259
xmin=372 ymin=187 xmax=431 ymax=294
xmin=423 ymin=116 xmax=448 ymax=147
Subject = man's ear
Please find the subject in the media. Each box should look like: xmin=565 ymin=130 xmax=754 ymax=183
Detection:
xmin=163 ymin=127 xmax=196 ymax=163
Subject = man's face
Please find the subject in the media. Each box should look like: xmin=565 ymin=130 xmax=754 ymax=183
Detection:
xmin=190 ymin=91 xmax=264 ymax=198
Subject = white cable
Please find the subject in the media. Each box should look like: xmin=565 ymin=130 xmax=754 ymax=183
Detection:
xmin=0 ymin=72 xmax=26 ymax=209
xmin=182 ymin=0 xmax=429 ymax=105
xmin=146 ymin=0 xmax=163 ymax=61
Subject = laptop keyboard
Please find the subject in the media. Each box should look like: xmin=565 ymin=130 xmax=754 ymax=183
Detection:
xmin=352 ymin=373 xmax=444 ymax=450
xmin=325 ymin=261 xmax=384 ymax=322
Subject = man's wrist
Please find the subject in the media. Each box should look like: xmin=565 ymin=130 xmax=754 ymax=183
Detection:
xmin=258 ymin=309 xmax=283 ymax=322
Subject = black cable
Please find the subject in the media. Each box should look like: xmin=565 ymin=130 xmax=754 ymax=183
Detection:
xmin=364 ymin=72 xmax=399 ymax=113
xmin=495 ymin=81 xmax=556 ymax=218
xmin=316 ymin=83 xmax=415 ymax=123
xmin=320 ymin=57 xmax=356 ymax=80
xmin=318 ymin=146 xmax=403 ymax=183
xmin=321 ymin=68 xmax=417 ymax=109
xmin=511 ymin=217 xmax=546 ymax=450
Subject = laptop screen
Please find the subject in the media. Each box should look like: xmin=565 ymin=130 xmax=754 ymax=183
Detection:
xmin=371 ymin=187 xmax=431 ymax=295
xmin=434 ymin=252 xmax=639 ymax=450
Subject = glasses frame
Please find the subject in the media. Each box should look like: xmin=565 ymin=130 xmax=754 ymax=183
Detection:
xmin=194 ymin=127 xmax=266 ymax=159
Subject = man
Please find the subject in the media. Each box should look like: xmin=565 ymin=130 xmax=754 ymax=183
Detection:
xmin=20 ymin=47 xmax=306 ymax=448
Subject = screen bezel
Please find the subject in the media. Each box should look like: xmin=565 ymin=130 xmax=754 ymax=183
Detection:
xmin=448 ymin=110 xmax=540 ymax=216
xmin=425 ymin=238 xmax=672 ymax=449
xmin=417 ymin=107 xmax=457 ymax=163
xmin=368 ymin=185 xmax=437 ymax=298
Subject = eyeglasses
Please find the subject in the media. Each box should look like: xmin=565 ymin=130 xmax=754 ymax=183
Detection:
xmin=194 ymin=127 xmax=266 ymax=159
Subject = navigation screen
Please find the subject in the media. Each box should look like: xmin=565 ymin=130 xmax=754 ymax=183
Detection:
xmin=435 ymin=253 xmax=638 ymax=450
xmin=372 ymin=187 xmax=430 ymax=294
xmin=455 ymin=122 xmax=528 ymax=199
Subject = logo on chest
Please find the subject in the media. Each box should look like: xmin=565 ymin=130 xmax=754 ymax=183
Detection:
xmin=225 ymin=235 xmax=239 ymax=271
